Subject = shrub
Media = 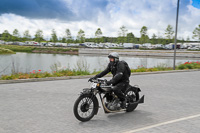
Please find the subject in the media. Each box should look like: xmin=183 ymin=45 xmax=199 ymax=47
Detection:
xmin=178 ymin=64 xmax=186 ymax=70
xmin=177 ymin=61 xmax=200 ymax=70
xmin=146 ymin=68 xmax=158 ymax=72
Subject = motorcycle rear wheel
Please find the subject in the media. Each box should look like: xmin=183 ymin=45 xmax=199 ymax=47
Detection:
xmin=125 ymin=87 xmax=140 ymax=112
xmin=73 ymin=94 xmax=98 ymax=122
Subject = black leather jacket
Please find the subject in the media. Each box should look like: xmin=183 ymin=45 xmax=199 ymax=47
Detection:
xmin=95 ymin=61 xmax=130 ymax=85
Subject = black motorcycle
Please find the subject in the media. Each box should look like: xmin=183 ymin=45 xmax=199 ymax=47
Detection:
xmin=73 ymin=78 xmax=144 ymax=122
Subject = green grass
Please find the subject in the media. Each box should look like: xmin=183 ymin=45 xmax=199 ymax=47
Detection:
xmin=0 ymin=44 xmax=34 ymax=52
xmin=0 ymin=48 xmax=15 ymax=54
xmin=0 ymin=44 xmax=78 ymax=53
xmin=0 ymin=69 xmax=90 ymax=80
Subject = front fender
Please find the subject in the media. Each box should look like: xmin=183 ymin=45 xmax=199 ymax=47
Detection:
xmin=81 ymin=88 xmax=92 ymax=95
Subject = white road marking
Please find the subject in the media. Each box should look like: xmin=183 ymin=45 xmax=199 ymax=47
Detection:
xmin=123 ymin=114 xmax=200 ymax=133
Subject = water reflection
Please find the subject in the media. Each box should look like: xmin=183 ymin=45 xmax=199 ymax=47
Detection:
xmin=0 ymin=52 xmax=199 ymax=75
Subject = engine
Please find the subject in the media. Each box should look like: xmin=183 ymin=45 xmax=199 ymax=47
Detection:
xmin=106 ymin=98 xmax=121 ymax=111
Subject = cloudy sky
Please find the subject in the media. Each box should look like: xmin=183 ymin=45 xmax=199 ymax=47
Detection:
xmin=0 ymin=0 xmax=200 ymax=40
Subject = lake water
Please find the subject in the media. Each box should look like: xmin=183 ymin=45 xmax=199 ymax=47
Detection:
xmin=0 ymin=52 xmax=199 ymax=76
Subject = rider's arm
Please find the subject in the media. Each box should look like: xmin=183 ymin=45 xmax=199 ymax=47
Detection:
xmin=109 ymin=62 xmax=125 ymax=84
xmin=95 ymin=64 xmax=111 ymax=78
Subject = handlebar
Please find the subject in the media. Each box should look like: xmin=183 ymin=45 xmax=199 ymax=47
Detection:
xmin=90 ymin=78 xmax=107 ymax=83
xmin=89 ymin=78 xmax=112 ymax=87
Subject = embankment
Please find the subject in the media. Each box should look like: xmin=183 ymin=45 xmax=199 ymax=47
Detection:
xmin=79 ymin=48 xmax=200 ymax=58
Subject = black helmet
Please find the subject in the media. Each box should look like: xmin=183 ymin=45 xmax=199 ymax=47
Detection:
xmin=108 ymin=52 xmax=119 ymax=62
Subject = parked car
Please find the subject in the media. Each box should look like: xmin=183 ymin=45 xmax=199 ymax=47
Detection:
xmin=188 ymin=47 xmax=200 ymax=50
xmin=123 ymin=43 xmax=134 ymax=49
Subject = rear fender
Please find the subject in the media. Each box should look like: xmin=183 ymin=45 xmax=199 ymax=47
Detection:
xmin=138 ymin=95 xmax=144 ymax=104
xmin=127 ymin=95 xmax=144 ymax=111
xmin=130 ymin=85 xmax=141 ymax=93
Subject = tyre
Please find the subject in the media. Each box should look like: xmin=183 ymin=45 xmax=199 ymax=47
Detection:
xmin=73 ymin=94 xmax=98 ymax=122
xmin=125 ymin=87 xmax=140 ymax=112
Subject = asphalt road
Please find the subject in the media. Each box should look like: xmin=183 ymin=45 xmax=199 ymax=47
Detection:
xmin=0 ymin=71 xmax=200 ymax=133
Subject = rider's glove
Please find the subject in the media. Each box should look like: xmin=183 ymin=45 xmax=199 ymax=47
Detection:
xmin=88 ymin=76 xmax=97 ymax=82
xmin=106 ymin=80 xmax=112 ymax=85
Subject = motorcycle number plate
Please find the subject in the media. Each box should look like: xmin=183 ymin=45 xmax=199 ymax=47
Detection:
xmin=92 ymin=83 xmax=97 ymax=88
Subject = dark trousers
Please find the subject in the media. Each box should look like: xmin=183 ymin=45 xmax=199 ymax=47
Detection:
xmin=112 ymin=82 xmax=129 ymax=101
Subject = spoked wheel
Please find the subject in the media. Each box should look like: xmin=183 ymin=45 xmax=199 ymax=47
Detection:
xmin=125 ymin=87 xmax=140 ymax=112
xmin=73 ymin=94 xmax=98 ymax=122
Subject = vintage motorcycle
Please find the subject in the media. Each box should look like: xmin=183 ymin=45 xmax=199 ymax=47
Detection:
xmin=73 ymin=78 xmax=144 ymax=122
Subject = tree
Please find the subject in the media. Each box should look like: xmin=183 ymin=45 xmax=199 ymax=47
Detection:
xmin=95 ymin=28 xmax=103 ymax=43
xmin=186 ymin=36 xmax=190 ymax=41
xmin=140 ymin=26 xmax=149 ymax=44
xmin=151 ymin=33 xmax=157 ymax=44
xmin=12 ymin=29 xmax=20 ymax=41
xmin=119 ymin=25 xmax=128 ymax=37
xmin=180 ymin=37 xmax=185 ymax=43
xmin=192 ymin=24 xmax=200 ymax=41
xmin=61 ymin=37 xmax=66 ymax=43
xmin=157 ymin=31 xmax=163 ymax=44
xmin=99 ymin=36 xmax=106 ymax=43
xmin=118 ymin=25 xmax=128 ymax=43
xmin=65 ymin=29 xmax=73 ymax=44
xmin=165 ymin=25 xmax=174 ymax=39
xmin=23 ymin=30 xmax=31 ymax=41
xmin=34 ymin=29 xmax=43 ymax=43
xmin=140 ymin=26 xmax=148 ymax=36
xmin=1 ymin=30 xmax=11 ymax=42
xmin=126 ymin=32 xmax=135 ymax=43
xmin=50 ymin=29 xmax=58 ymax=43
xmin=140 ymin=35 xmax=149 ymax=44
xmin=95 ymin=28 xmax=103 ymax=37
xmin=65 ymin=29 xmax=72 ymax=39
xmin=77 ymin=29 xmax=85 ymax=43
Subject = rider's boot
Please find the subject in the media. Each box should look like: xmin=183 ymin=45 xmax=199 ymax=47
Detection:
xmin=121 ymin=99 xmax=127 ymax=109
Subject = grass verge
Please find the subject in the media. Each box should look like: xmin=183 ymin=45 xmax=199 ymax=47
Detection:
xmin=0 ymin=44 xmax=78 ymax=54
xmin=1 ymin=61 xmax=200 ymax=80
xmin=0 ymin=48 xmax=15 ymax=54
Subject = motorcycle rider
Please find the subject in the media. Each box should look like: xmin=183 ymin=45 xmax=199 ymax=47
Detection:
xmin=89 ymin=52 xmax=130 ymax=109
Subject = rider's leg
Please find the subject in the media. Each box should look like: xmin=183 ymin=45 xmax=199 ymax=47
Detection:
xmin=112 ymin=82 xmax=128 ymax=108
xmin=112 ymin=83 xmax=126 ymax=101
xmin=113 ymin=83 xmax=127 ymax=108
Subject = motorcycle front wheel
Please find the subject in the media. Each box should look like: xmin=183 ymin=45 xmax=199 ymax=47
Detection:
xmin=73 ymin=94 xmax=98 ymax=122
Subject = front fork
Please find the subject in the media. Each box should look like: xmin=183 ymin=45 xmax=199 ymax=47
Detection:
xmin=81 ymin=89 xmax=100 ymax=115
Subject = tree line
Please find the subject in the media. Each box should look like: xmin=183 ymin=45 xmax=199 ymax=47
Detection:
xmin=0 ymin=24 xmax=200 ymax=44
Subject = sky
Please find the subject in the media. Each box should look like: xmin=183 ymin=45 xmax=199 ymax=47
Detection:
xmin=0 ymin=0 xmax=200 ymax=40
